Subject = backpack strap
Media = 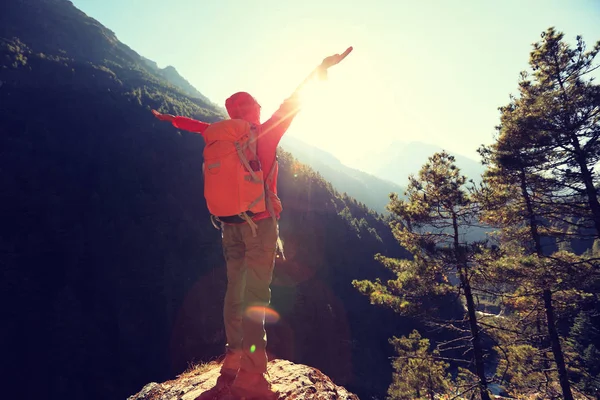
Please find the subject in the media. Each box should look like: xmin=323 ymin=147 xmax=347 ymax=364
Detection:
xmin=240 ymin=212 xmax=259 ymax=237
xmin=263 ymin=157 xmax=286 ymax=260
xmin=210 ymin=212 xmax=259 ymax=238
xmin=234 ymin=124 xmax=262 ymax=183
xmin=211 ymin=215 xmax=222 ymax=230
xmin=247 ymin=124 xmax=259 ymax=159
xmin=234 ymin=142 xmax=261 ymax=183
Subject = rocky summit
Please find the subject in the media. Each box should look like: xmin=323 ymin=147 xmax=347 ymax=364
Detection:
xmin=128 ymin=359 xmax=359 ymax=400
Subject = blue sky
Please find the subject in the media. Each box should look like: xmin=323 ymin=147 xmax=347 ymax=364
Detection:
xmin=72 ymin=0 xmax=600 ymax=164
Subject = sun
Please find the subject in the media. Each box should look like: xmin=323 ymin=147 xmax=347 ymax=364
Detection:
xmin=288 ymin=59 xmax=386 ymax=162
xmin=254 ymin=42 xmax=393 ymax=164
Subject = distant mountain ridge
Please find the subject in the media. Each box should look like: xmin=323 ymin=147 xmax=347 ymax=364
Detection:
xmin=352 ymin=140 xmax=485 ymax=186
xmin=280 ymin=135 xmax=404 ymax=213
xmin=141 ymin=56 xmax=216 ymax=107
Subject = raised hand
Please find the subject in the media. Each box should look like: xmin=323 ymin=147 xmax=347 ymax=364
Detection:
xmin=320 ymin=47 xmax=353 ymax=70
xmin=293 ymin=46 xmax=354 ymax=92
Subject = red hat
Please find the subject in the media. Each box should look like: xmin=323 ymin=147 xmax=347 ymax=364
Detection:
xmin=225 ymin=92 xmax=259 ymax=119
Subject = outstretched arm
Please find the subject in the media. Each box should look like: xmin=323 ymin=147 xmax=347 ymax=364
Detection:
xmin=261 ymin=46 xmax=354 ymax=142
xmin=151 ymin=109 xmax=210 ymax=135
xmin=290 ymin=46 xmax=353 ymax=98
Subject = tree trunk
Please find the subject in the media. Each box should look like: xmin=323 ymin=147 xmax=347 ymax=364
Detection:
xmin=519 ymin=169 xmax=543 ymax=255
xmin=543 ymin=289 xmax=574 ymax=400
xmin=453 ymin=213 xmax=490 ymax=400
xmin=552 ymin=52 xmax=600 ymax=237
xmin=461 ymin=274 xmax=491 ymax=400
xmin=520 ymin=169 xmax=575 ymax=399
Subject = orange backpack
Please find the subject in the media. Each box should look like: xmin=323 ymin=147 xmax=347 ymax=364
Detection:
xmin=202 ymin=119 xmax=267 ymax=220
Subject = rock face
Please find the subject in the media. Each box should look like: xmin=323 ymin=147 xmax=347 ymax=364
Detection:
xmin=128 ymin=359 xmax=360 ymax=400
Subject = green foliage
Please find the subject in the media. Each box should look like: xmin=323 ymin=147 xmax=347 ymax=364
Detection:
xmin=355 ymin=152 xmax=477 ymax=317
xmin=568 ymin=311 xmax=600 ymax=394
xmin=355 ymin=151 xmax=493 ymax=400
xmin=478 ymin=137 xmax=593 ymax=398
xmin=387 ymin=330 xmax=452 ymax=400
xmin=490 ymin=26 xmax=600 ymax=237
xmin=476 ymin=27 xmax=600 ymax=400
xmin=1 ymin=37 xmax=31 ymax=68
xmin=498 ymin=343 xmax=562 ymax=398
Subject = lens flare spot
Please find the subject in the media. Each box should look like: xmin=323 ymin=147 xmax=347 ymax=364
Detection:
xmin=245 ymin=305 xmax=280 ymax=324
xmin=250 ymin=345 xmax=256 ymax=353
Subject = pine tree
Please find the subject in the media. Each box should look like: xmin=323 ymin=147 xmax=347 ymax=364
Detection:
xmin=497 ymin=27 xmax=600 ymax=238
xmin=476 ymin=27 xmax=600 ymax=400
xmin=387 ymin=330 xmax=452 ymax=400
xmin=354 ymin=151 xmax=492 ymax=400
xmin=478 ymin=106 xmax=598 ymax=399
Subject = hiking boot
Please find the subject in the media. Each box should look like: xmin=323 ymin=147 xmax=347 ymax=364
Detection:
xmin=229 ymin=370 xmax=279 ymax=400
xmin=216 ymin=367 xmax=238 ymax=389
xmin=221 ymin=349 xmax=242 ymax=371
xmin=195 ymin=368 xmax=237 ymax=400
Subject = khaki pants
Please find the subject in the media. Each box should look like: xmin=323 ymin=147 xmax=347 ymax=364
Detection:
xmin=221 ymin=217 xmax=278 ymax=374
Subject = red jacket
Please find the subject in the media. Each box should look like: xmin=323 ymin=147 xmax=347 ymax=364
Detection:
xmin=169 ymin=96 xmax=301 ymax=220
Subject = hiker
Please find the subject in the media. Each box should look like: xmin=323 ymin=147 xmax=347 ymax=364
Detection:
xmin=152 ymin=46 xmax=352 ymax=399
